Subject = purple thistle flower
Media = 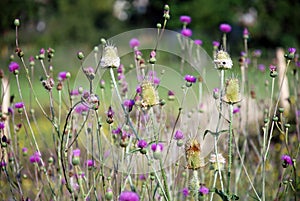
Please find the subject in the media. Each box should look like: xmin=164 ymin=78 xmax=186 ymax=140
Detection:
xmin=233 ymin=107 xmax=240 ymax=114
xmin=75 ymin=103 xmax=89 ymax=114
xmin=9 ymin=61 xmax=20 ymax=72
xmin=137 ymin=139 xmax=148 ymax=149
xmin=182 ymin=187 xmax=189 ymax=197
xmin=181 ymin=28 xmax=192 ymax=37
xmin=139 ymin=174 xmax=147 ymax=180
xmin=184 ymin=75 xmax=197 ymax=83
xmin=70 ymin=89 xmax=80 ymax=96
xmin=22 ymin=147 xmax=28 ymax=153
xmin=281 ymin=154 xmax=293 ymax=167
xmin=243 ymin=28 xmax=249 ymax=38
xmin=0 ymin=122 xmax=4 ymax=129
xmin=212 ymin=41 xmax=220 ymax=48
xmin=174 ymin=130 xmax=184 ymax=140
xmin=58 ymin=71 xmax=69 ymax=81
xmin=73 ymin=149 xmax=81 ymax=157
xmin=86 ymin=159 xmax=94 ymax=167
xmin=119 ymin=191 xmax=140 ymax=201
xmin=269 ymin=64 xmax=276 ymax=71
xmin=129 ymin=38 xmax=140 ymax=48
xmin=253 ymin=49 xmax=262 ymax=57
xmin=0 ymin=161 xmax=7 ymax=167
xmin=39 ymin=48 xmax=45 ymax=54
xmin=107 ymin=106 xmax=114 ymax=118
xmin=258 ymin=64 xmax=265 ymax=72
xmin=151 ymin=143 xmax=164 ymax=152
xmin=288 ymin=47 xmax=296 ymax=54
xmin=168 ymin=90 xmax=175 ymax=96
xmin=150 ymin=50 xmax=156 ymax=58
xmin=136 ymin=85 xmax=142 ymax=93
xmin=112 ymin=127 xmax=122 ymax=135
xmin=199 ymin=186 xmax=209 ymax=195
xmin=180 ymin=15 xmax=192 ymax=24
xmin=124 ymin=99 xmax=135 ymax=112
xmin=15 ymin=102 xmax=24 ymax=109
xmin=29 ymin=152 xmax=41 ymax=164
xmin=194 ymin=39 xmax=203 ymax=46
xmin=219 ymin=23 xmax=232 ymax=33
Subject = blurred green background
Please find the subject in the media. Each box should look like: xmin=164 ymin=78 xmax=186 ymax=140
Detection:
xmin=1 ymin=0 xmax=299 ymax=56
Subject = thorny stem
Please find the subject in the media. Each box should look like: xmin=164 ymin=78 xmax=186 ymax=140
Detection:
xmin=227 ymin=104 xmax=234 ymax=196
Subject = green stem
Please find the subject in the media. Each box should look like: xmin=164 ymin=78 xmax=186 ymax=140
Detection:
xmin=227 ymin=104 xmax=234 ymax=196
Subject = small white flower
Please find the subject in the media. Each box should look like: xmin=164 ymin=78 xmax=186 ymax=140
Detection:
xmin=214 ymin=50 xmax=233 ymax=69
xmin=100 ymin=45 xmax=120 ymax=68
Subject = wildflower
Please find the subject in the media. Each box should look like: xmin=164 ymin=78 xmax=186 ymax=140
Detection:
xmin=119 ymin=191 xmax=139 ymax=201
xmin=194 ymin=39 xmax=202 ymax=46
xmin=233 ymin=107 xmax=240 ymax=114
xmin=243 ymin=28 xmax=249 ymax=39
xmin=168 ymin=90 xmax=175 ymax=100
xmin=72 ymin=149 xmax=81 ymax=166
xmin=15 ymin=102 xmax=24 ymax=109
xmin=83 ymin=67 xmax=95 ymax=80
xmin=269 ymin=64 xmax=278 ymax=78
xmin=124 ymin=99 xmax=135 ymax=112
xmin=285 ymin=47 xmax=297 ymax=60
xmin=219 ymin=23 xmax=232 ymax=33
xmin=214 ymin=50 xmax=233 ymax=70
xmin=0 ymin=122 xmax=4 ymax=130
xmin=209 ymin=153 xmax=226 ymax=170
xmin=106 ymin=106 xmax=114 ymax=124
xmin=174 ymin=130 xmax=184 ymax=140
xmin=9 ymin=61 xmax=20 ymax=72
xmin=141 ymin=81 xmax=159 ymax=108
xmin=22 ymin=147 xmax=28 ymax=156
xmin=182 ymin=187 xmax=189 ymax=197
xmin=224 ymin=78 xmax=241 ymax=104
xmin=86 ymin=159 xmax=94 ymax=168
xmin=112 ymin=127 xmax=122 ymax=135
xmin=213 ymin=88 xmax=219 ymax=99
xmin=253 ymin=49 xmax=262 ymax=57
xmin=100 ymin=45 xmax=120 ymax=68
xmin=180 ymin=15 xmax=192 ymax=24
xmin=185 ymin=139 xmax=204 ymax=169
xmin=181 ymin=28 xmax=192 ymax=37
xmin=77 ymin=51 xmax=84 ymax=60
xmin=75 ymin=103 xmax=89 ymax=114
xmin=14 ymin=19 xmax=20 ymax=26
xmin=105 ymin=188 xmax=113 ymax=200
xmin=129 ymin=38 xmax=140 ymax=48
xmin=29 ymin=56 xmax=35 ymax=66
xmin=58 ymin=71 xmax=70 ymax=81
xmin=281 ymin=154 xmax=293 ymax=168
xmin=151 ymin=143 xmax=164 ymax=159
xmin=137 ymin=139 xmax=148 ymax=149
xmin=258 ymin=64 xmax=265 ymax=72
xmin=184 ymin=75 xmax=197 ymax=83
xmin=29 ymin=152 xmax=41 ymax=164
xmin=212 ymin=41 xmax=220 ymax=48
xmin=0 ymin=161 xmax=7 ymax=167
xmin=100 ymin=79 xmax=105 ymax=89
xmin=199 ymin=186 xmax=209 ymax=195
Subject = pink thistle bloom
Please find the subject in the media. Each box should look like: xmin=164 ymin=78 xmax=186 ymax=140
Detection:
xmin=174 ymin=130 xmax=184 ymax=140
xmin=137 ymin=139 xmax=148 ymax=149
xmin=199 ymin=186 xmax=209 ymax=195
xmin=184 ymin=75 xmax=197 ymax=83
xmin=180 ymin=15 xmax=192 ymax=24
xmin=233 ymin=107 xmax=240 ymax=114
xmin=15 ymin=102 xmax=24 ymax=109
xmin=182 ymin=187 xmax=189 ymax=197
xmin=129 ymin=38 xmax=140 ymax=48
xmin=29 ymin=152 xmax=42 ymax=163
xmin=194 ymin=39 xmax=203 ymax=46
xmin=181 ymin=28 xmax=192 ymax=37
xmin=58 ymin=71 xmax=69 ymax=81
xmin=119 ymin=191 xmax=140 ymax=201
xmin=288 ymin=47 xmax=296 ymax=54
xmin=75 ymin=103 xmax=89 ymax=114
xmin=151 ymin=143 xmax=164 ymax=152
xmin=281 ymin=154 xmax=293 ymax=166
xmin=39 ymin=48 xmax=45 ymax=54
xmin=269 ymin=65 xmax=276 ymax=71
xmin=212 ymin=41 xmax=220 ymax=48
xmin=0 ymin=122 xmax=4 ymax=129
xmin=86 ymin=159 xmax=94 ymax=167
xmin=9 ymin=61 xmax=20 ymax=72
xmin=258 ymin=64 xmax=265 ymax=72
xmin=219 ymin=23 xmax=232 ymax=33
xmin=72 ymin=149 xmax=81 ymax=157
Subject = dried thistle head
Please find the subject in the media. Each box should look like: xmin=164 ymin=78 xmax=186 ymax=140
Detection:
xmin=185 ymin=139 xmax=205 ymax=170
xmin=100 ymin=45 xmax=120 ymax=68
xmin=214 ymin=50 xmax=233 ymax=70
xmin=140 ymin=80 xmax=159 ymax=109
xmin=223 ymin=78 xmax=241 ymax=104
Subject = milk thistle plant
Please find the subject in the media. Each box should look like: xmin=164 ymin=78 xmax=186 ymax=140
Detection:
xmin=0 ymin=4 xmax=299 ymax=201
